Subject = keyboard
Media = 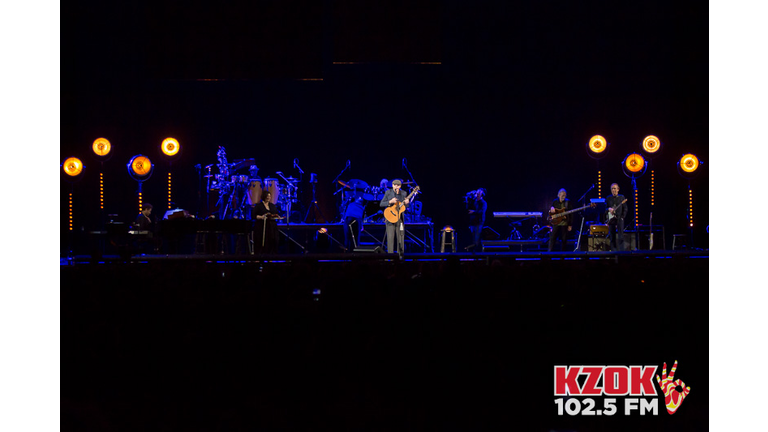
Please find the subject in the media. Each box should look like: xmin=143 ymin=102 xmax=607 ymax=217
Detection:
xmin=493 ymin=212 xmax=543 ymax=218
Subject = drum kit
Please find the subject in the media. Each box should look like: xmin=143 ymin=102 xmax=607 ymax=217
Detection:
xmin=337 ymin=179 xmax=417 ymax=222
xmin=204 ymin=147 xmax=300 ymax=221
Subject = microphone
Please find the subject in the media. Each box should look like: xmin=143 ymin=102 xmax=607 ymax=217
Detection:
xmin=402 ymin=158 xmax=407 ymax=168
xmin=293 ymin=158 xmax=298 ymax=168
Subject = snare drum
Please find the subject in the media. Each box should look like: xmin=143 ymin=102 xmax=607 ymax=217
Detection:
xmin=264 ymin=178 xmax=280 ymax=204
xmin=246 ymin=179 xmax=262 ymax=205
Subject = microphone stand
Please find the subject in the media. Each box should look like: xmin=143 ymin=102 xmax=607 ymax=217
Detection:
xmin=574 ymin=184 xmax=595 ymax=251
xmin=402 ymin=158 xmax=418 ymax=185
xmin=330 ymin=161 xmax=351 ymax=187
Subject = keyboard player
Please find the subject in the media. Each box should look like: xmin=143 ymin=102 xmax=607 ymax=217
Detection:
xmin=134 ymin=203 xmax=159 ymax=253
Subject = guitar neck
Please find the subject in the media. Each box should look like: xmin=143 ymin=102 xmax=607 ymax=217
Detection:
xmin=556 ymin=204 xmax=593 ymax=217
xmin=396 ymin=188 xmax=419 ymax=206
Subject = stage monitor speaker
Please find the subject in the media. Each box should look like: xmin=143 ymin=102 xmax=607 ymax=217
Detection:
xmin=354 ymin=246 xmax=383 ymax=253
xmin=622 ymin=232 xmax=638 ymax=251
xmin=588 ymin=237 xmax=610 ymax=251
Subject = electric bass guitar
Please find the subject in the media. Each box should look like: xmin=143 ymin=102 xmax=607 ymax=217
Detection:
xmin=384 ymin=186 xmax=420 ymax=224
xmin=605 ymin=199 xmax=628 ymax=223
xmin=547 ymin=202 xmax=596 ymax=225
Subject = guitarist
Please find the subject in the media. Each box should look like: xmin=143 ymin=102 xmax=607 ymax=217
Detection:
xmin=467 ymin=188 xmax=487 ymax=251
xmin=606 ymin=183 xmax=628 ymax=251
xmin=379 ymin=179 xmax=410 ymax=254
xmin=548 ymin=189 xmax=572 ymax=251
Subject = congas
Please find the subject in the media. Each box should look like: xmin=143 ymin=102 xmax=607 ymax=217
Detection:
xmin=246 ymin=179 xmax=262 ymax=205
xmin=264 ymin=178 xmax=280 ymax=204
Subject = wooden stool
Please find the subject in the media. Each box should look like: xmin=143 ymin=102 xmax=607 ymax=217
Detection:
xmin=440 ymin=228 xmax=456 ymax=253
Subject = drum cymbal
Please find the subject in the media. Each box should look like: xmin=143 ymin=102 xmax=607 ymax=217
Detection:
xmin=348 ymin=179 xmax=369 ymax=190
xmin=401 ymin=181 xmax=415 ymax=185
xmin=204 ymin=175 xmax=215 ymax=178
xmin=286 ymin=177 xmax=298 ymax=182
xmin=338 ymin=180 xmax=351 ymax=189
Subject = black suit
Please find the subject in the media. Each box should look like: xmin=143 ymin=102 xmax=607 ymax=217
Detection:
xmin=380 ymin=189 xmax=409 ymax=254
xmin=605 ymin=194 xmax=628 ymax=251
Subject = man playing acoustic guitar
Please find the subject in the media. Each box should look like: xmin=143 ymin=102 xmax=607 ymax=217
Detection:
xmin=380 ymin=179 xmax=411 ymax=254
xmin=548 ymin=189 xmax=572 ymax=251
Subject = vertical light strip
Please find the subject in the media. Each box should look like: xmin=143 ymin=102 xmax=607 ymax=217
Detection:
xmin=99 ymin=172 xmax=105 ymax=210
xmin=69 ymin=193 xmax=74 ymax=231
xmin=168 ymin=172 xmax=172 ymax=209
xmin=138 ymin=191 xmax=143 ymax=214
xmin=597 ymin=170 xmax=602 ymax=199
xmin=650 ymin=170 xmax=655 ymax=207
xmin=689 ymin=186 xmax=693 ymax=227
xmin=634 ymin=188 xmax=639 ymax=229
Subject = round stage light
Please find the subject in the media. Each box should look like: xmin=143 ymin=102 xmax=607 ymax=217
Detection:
xmin=62 ymin=157 xmax=84 ymax=177
xmin=679 ymin=153 xmax=699 ymax=173
xmin=588 ymin=135 xmax=608 ymax=155
xmin=642 ymin=135 xmax=661 ymax=154
xmin=624 ymin=153 xmax=646 ymax=173
xmin=92 ymin=138 xmax=112 ymax=157
xmin=127 ymin=154 xmax=154 ymax=181
xmin=161 ymin=137 xmax=180 ymax=157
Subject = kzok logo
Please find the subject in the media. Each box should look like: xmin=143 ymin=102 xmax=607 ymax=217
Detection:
xmin=656 ymin=360 xmax=691 ymax=414
xmin=553 ymin=361 xmax=692 ymax=416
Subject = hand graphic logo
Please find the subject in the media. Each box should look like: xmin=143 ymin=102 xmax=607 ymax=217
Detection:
xmin=656 ymin=360 xmax=691 ymax=414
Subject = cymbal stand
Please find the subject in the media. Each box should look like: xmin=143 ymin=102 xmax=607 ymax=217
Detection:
xmin=574 ymin=183 xmax=595 ymax=251
xmin=304 ymin=173 xmax=326 ymax=223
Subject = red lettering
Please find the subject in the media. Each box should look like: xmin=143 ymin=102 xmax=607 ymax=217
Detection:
xmin=630 ymin=366 xmax=658 ymax=396
xmin=580 ymin=367 xmax=603 ymax=395
xmin=604 ymin=367 xmax=629 ymax=395
xmin=555 ymin=366 xmax=581 ymax=395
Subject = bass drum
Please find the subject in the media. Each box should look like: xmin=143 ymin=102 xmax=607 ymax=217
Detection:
xmin=246 ymin=179 xmax=262 ymax=205
xmin=264 ymin=178 xmax=280 ymax=204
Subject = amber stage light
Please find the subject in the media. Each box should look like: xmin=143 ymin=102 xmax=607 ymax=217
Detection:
xmin=642 ymin=135 xmax=661 ymax=155
xmin=92 ymin=138 xmax=112 ymax=157
xmin=128 ymin=155 xmax=154 ymax=180
xmin=587 ymin=135 xmax=608 ymax=157
xmin=624 ymin=153 xmax=646 ymax=174
xmin=679 ymin=154 xmax=699 ymax=173
xmin=161 ymin=137 xmax=180 ymax=157
xmin=62 ymin=157 xmax=84 ymax=177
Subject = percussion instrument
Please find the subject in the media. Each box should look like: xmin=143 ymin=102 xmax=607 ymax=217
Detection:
xmin=264 ymin=178 xmax=280 ymax=204
xmin=246 ymin=179 xmax=262 ymax=205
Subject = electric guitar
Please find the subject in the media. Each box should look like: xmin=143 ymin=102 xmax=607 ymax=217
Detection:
xmin=547 ymin=202 xmax=596 ymax=225
xmin=384 ymin=186 xmax=420 ymax=224
xmin=649 ymin=211 xmax=654 ymax=250
xmin=605 ymin=199 xmax=628 ymax=223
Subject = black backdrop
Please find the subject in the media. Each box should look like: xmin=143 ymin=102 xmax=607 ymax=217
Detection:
xmin=61 ymin=1 xmax=708 ymax=251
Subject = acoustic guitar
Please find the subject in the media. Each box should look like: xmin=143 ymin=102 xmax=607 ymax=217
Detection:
xmin=384 ymin=186 xmax=420 ymax=224
xmin=547 ymin=202 xmax=596 ymax=225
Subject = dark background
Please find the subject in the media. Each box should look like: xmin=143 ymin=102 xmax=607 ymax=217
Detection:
xmin=59 ymin=2 xmax=710 ymax=429
xmin=61 ymin=0 xmax=708 ymax=252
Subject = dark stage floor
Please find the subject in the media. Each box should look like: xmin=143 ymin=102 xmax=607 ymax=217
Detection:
xmin=62 ymin=252 xmax=709 ymax=431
